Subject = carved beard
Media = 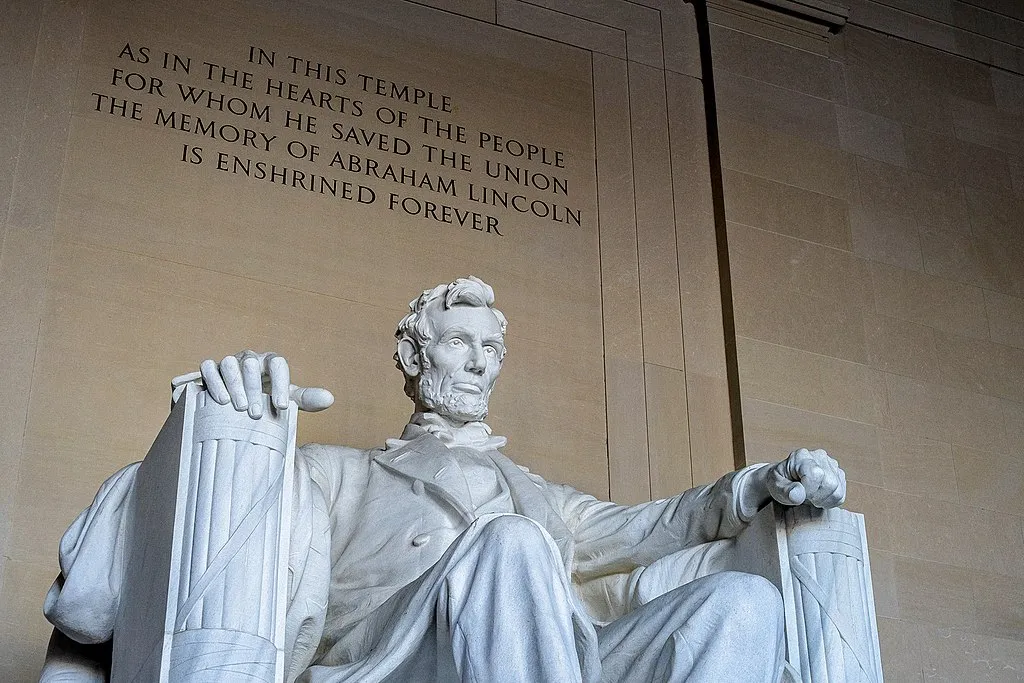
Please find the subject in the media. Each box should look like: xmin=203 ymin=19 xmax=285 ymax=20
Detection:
xmin=416 ymin=359 xmax=491 ymax=423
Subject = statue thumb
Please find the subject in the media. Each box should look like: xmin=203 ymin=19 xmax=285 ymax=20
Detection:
xmin=783 ymin=481 xmax=807 ymax=506
xmin=289 ymin=386 xmax=335 ymax=412
xmin=769 ymin=465 xmax=806 ymax=506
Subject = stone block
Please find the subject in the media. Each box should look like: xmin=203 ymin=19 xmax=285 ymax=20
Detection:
xmin=892 ymin=555 xmax=977 ymax=630
xmin=870 ymin=261 xmax=989 ymax=340
xmin=971 ymin=570 xmax=1024 ymax=641
xmin=733 ymin=280 xmax=868 ymax=364
xmin=729 ymin=223 xmax=872 ymax=311
xmin=837 ymin=106 xmax=907 ymax=167
xmin=889 ymin=494 xmax=970 ymax=567
xmin=854 ymin=156 xmax=969 ymax=236
xmin=710 ymin=24 xmax=833 ymax=100
xmin=644 ymin=363 xmax=692 ymax=498
xmin=736 ymin=336 xmax=888 ymax=427
xmin=960 ymin=506 xmax=1024 ymax=579
xmin=495 ymin=0 xmax=625 ymax=59
xmin=629 ymin=61 xmax=685 ymax=371
xmin=904 ymin=125 xmax=1012 ymax=194
xmin=718 ymin=116 xmax=855 ymax=199
xmin=876 ymin=617 xmax=923 ymax=682
xmin=953 ymin=445 xmax=1024 ymax=516
xmin=714 ymin=70 xmax=840 ymax=149
xmin=723 ymin=168 xmax=852 ymax=250
xmin=876 ymin=429 xmax=956 ymax=503
xmin=885 ymin=373 xmax=1008 ymax=452
xmin=848 ymin=203 xmax=924 ymax=272
xmin=863 ymin=312 xmax=939 ymax=383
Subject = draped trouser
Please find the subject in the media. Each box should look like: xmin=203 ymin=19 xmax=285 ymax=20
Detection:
xmin=302 ymin=513 xmax=784 ymax=683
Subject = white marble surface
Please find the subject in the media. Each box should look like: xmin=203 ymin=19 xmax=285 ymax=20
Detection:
xmin=42 ymin=278 xmax=871 ymax=682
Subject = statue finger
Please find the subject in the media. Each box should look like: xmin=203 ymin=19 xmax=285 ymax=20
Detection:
xmin=267 ymin=354 xmax=290 ymax=411
xmin=821 ymin=469 xmax=847 ymax=508
xmin=821 ymin=486 xmax=846 ymax=509
xmin=805 ymin=468 xmax=838 ymax=507
xmin=290 ymin=385 xmax=335 ymax=412
xmin=241 ymin=354 xmax=264 ymax=419
xmin=783 ymin=448 xmax=812 ymax=480
xmin=811 ymin=477 xmax=845 ymax=508
xmin=782 ymin=481 xmax=807 ymax=506
xmin=220 ymin=355 xmax=248 ymax=411
xmin=795 ymin=459 xmax=826 ymax=496
xmin=199 ymin=360 xmax=231 ymax=405
xmin=769 ymin=466 xmax=806 ymax=505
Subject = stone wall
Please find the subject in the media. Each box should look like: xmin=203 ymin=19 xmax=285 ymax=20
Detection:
xmin=712 ymin=1 xmax=1024 ymax=678
xmin=0 ymin=0 xmax=1022 ymax=679
xmin=0 ymin=0 xmax=731 ymax=677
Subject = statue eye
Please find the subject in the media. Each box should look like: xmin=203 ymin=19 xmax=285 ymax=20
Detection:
xmin=484 ymin=345 xmax=497 ymax=355
xmin=449 ymin=338 xmax=464 ymax=348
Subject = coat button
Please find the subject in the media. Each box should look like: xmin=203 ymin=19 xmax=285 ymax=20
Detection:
xmin=412 ymin=534 xmax=430 ymax=547
xmin=412 ymin=480 xmax=425 ymax=495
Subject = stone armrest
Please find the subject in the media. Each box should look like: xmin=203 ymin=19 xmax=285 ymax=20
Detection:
xmin=111 ymin=384 xmax=297 ymax=682
xmin=740 ymin=503 xmax=883 ymax=682
xmin=633 ymin=503 xmax=884 ymax=682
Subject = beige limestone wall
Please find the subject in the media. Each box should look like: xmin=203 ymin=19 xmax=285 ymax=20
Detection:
xmin=13 ymin=0 xmax=1022 ymax=679
xmin=0 ymin=0 xmax=730 ymax=678
xmin=711 ymin=5 xmax=1024 ymax=680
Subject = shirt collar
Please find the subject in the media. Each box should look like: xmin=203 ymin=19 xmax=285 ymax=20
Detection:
xmin=385 ymin=411 xmax=508 ymax=451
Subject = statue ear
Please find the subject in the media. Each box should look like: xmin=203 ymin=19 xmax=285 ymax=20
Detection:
xmin=396 ymin=338 xmax=421 ymax=376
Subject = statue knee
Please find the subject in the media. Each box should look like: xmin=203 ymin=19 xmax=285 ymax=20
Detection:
xmin=474 ymin=514 xmax=556 ymax=558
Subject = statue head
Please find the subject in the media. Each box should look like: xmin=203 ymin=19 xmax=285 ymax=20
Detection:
xmin=395 ymin=277 xmax=507 ymax=423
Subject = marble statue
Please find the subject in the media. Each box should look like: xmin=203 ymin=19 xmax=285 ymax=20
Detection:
xmin=41 ymin=276 xmax=854 ymax=683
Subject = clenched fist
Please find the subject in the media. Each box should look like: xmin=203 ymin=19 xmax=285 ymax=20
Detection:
xmin=740 ymin=448 xmax=847 ymax=519
xmin=766 ymin=448 xmax=846 ymax=508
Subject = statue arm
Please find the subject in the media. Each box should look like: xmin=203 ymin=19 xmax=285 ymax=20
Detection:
xmin=549 ymin=463 xmax=772 ymax=581
xmin=544 ymin=448 xmax=844 ymax=582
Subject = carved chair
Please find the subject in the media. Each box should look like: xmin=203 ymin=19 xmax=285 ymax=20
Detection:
xmin=107 ymin=385 xmax=884 ymax=682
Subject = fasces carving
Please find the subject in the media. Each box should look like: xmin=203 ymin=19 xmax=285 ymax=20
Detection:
xmin=782 ymin=506 xmax=883 ymax=682
xmin=165 ymin=392 xmax=294 ymax=680
xmin=42 ymin=277 xmax=881 ymax=683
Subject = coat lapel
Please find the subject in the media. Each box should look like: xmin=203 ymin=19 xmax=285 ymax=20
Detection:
xmin=485 ymin=451 xmax=575 ymax=574
xmin=375 ymin=432 xmax=575 ymax=574
xmin=374 ymin=434 xmax=475 ymax=523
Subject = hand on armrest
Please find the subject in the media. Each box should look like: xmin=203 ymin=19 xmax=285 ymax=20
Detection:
xmin=739 ymin=448 xmax=847 ymax=520
xmin=170 ymin=350 xmax=334 ymax=417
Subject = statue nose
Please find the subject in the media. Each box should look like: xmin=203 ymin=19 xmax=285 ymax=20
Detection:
xmin=465 ymin=346 xmax=486 ymax=374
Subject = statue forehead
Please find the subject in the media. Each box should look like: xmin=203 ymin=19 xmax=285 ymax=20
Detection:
xmin=422 ymin=301 xmax=504 ymax=338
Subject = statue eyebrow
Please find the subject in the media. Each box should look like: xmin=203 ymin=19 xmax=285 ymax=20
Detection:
xmin=437 ymin=324 xmax=503 ymax=341
xmin=437 ymin=325 xmax=473 ymax=340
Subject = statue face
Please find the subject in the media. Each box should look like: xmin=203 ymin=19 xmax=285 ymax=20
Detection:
xmin=416 ymin=304 xmax=505 ymax=422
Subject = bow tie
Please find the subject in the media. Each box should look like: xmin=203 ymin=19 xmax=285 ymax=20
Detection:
xmin=385 ymin=412 xmax=508 ymax=451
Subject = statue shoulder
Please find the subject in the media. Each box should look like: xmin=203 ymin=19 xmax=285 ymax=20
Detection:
xmin=296 ymin=442 xmax=376 ymax=491
xmin=298 ymin=442 xmax=374 ymax=461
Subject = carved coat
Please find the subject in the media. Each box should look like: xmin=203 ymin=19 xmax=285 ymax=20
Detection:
xmin=44 ymin=416 xmax=762 ymax=682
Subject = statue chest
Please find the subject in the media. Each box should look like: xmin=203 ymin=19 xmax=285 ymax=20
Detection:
xmin=329 ymin=457 xmax=515 ymax=594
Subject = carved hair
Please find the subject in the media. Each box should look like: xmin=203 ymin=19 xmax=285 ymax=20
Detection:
xmin=394 ymin=276 xmax=507 ymax=399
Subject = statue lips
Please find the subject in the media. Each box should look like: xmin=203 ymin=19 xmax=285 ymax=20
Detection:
xmin=452 ymin=382 xmax=484 ymax=395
